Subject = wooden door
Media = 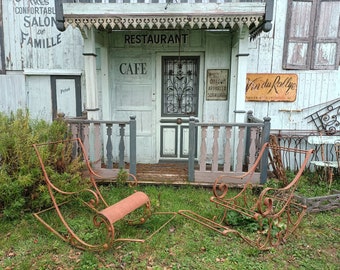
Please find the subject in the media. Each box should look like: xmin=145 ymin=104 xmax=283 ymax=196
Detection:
xmin=160 ymin=56 xmax=199 ymax=159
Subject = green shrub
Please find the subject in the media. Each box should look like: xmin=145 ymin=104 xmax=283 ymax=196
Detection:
xmin=0 ymin=110 xmax=70 ymax=219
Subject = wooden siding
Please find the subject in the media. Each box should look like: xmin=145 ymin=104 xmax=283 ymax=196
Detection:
xmin=0 ymin=0 xmax=339 ymax=135
xmin=247 ymin=0 xmax=340 ymax=131
xmin=0 ymin=1 xmax=84 ymax=120
xmin=0 ymin=74 xmax=25 ymax=113
xmin=246 ymin=71 xmax=340 ymax=131
xmin=2 ymin=1 xmax=83 ymax=71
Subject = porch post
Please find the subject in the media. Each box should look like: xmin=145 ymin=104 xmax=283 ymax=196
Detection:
xmin=129 ymin=116 xmax=137 ymax=177
xmin=82 ymin=28 xmax=100 ymax=164
xmin=260 ymin=117 xmax=271 ymax=184
xmin=229 ymin=27 xmax=249 ymax=170
xmin=188 ymin=116 xmax=196 ymax=182
xmin=229 ymin=27 xmax=249 ymax=123
xmin=82 ymin=28 xmax=99 ymax=120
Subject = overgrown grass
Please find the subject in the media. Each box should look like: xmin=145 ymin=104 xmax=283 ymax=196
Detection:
xmin=0 ymin=185 xmax=339 ymax=270
xmin=296 ymin=172 xmax=340 ymax=197
xmin=266 ymin=171 xmax=340 ymax=197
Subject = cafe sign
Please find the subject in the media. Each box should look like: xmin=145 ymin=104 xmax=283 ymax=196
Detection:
xmin=246 ymin=73 xmax=298 ymax=102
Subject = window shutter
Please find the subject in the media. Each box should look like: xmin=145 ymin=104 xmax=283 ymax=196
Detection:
xmin=283 ymin=0 xmax=316 ymax=70
xmin=283 ymin=0 xmax=340 ymax=70
xmin=312 ymin=0 xmax=340 ymax=70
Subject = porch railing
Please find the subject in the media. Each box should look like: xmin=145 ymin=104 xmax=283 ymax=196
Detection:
xmin=64 ymin=116 xmax=137 ymax=176
xmin=64 ymin=112 xmax=270 ymax=184
xmin=63 ymin=114 xmax=338 ymax=184
xmin=271 ymin=130 xmax=340 ymax=173
xmin=187 ymin=112 xmax=271 ymax=184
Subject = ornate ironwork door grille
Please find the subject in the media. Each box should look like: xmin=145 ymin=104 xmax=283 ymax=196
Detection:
xmin=162 ymin=56 xmax=199 ymax=117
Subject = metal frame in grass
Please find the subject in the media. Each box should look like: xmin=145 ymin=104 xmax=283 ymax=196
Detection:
xmin=33 ymin=138 xmax=177 ymax=251
xmin=179 ymin=142 xmax=314 ymax=250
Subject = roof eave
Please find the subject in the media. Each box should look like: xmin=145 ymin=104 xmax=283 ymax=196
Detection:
xmin=57 ymin=2 xmax=273 ymax=37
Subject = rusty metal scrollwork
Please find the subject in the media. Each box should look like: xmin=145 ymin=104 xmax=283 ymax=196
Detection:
xmin=305 ymin=99 xmax=340 ymax=134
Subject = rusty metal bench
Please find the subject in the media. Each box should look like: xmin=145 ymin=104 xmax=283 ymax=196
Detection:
xmin=33 ymin=138 xmax=176 ymax=251
xmin=179 ymin=142 xmax=314 ymax=250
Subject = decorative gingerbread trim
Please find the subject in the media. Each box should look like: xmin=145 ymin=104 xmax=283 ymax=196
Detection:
xmin=64 ymin=14 xmax=264 ymax=31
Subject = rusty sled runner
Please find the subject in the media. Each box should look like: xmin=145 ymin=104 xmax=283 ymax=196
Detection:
xmin=34 ymin=138 xmax=313 ymax=251
xmin=33 ymin=138 xmax=176 ymax=251
xmin=179 ymin=142 xmax=314 ymax=250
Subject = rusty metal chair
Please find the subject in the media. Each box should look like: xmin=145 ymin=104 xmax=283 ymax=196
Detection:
xmin=33 ymin=138 xmax=176 ymax=251
xmin=179 ymin=143 xmax=314 ymax=250
xmin=308 ymin=136 xmax=340 ymax=185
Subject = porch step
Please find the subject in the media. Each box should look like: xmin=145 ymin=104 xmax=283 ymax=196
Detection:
xmin=136 ymin=163 xmax=188 ymax=183
xmin=93 ymin=164 xmax=244 ymax=187
xmin=101 ymin=162 xmax=188 ymax=184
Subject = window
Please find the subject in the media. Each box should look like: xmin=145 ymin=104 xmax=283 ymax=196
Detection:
xmin=283 ymin=0 xmax=340 ymax=70
xmin=51 ymin=76 xmax=82 ymax=120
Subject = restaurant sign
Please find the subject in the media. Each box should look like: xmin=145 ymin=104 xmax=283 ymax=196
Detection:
xmin=246 ymin=73 xmax=298 ymax=102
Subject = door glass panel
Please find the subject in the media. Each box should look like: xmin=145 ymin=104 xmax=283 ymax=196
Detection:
xmin=162 ymin=56 xmax=199 ymax=117
xmin=56 ymin=79 xmax=77 ymax=117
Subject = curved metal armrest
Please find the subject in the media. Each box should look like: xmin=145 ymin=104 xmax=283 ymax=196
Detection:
xmin=77 ymin=188 xmax=103 ymax=210
xmin=212 ymin=175 xmax=254 ymax=200
xmin=212 ymin=143 xmax=269 ymax=199
xmin=256 ymin=146 xmax=313 ymax=216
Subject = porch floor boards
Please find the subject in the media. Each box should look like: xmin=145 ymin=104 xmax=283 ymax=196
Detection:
xmin=135 ymin=163 xmax=189 ymax=184
xmin=96 ymin=163 xmax=217 ymax=186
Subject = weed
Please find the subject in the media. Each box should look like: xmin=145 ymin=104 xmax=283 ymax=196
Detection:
xmin=296 ymin=173 xmax=340 ymax=197
xmin=265 ymin=170 xmax=340 ymax=197
xmin=116 ymin=168 xmax=128 ymax=186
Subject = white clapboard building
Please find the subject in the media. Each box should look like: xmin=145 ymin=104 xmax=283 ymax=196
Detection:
xmin=0 ymin=0 xmax=339 ymax=164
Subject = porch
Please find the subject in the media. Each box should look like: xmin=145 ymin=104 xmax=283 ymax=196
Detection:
xmin=64 ymin=111 xmax=272 ymax=185
xmin=63 ymin=112 xmax=340 ymax=185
